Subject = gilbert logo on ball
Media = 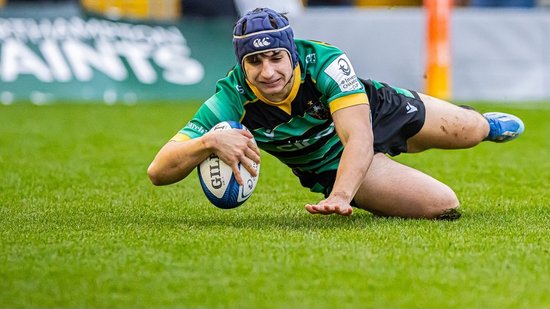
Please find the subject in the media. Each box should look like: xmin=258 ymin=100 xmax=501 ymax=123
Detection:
xmin=197 ymin=121 xmax=260 ymax=209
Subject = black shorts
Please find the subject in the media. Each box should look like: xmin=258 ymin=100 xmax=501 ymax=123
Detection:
xmin=365 ymin=79 xmax=426 ymax=156
xmin=293 ymin=79 xmax=426 ymax=197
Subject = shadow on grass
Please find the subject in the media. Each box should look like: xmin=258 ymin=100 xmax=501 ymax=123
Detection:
xmin=130 ymin=209 xmax=415 ymax=231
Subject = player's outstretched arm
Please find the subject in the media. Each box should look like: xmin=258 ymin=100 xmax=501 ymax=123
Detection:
xmin=147 ymin=129 xmax=260 ymax=186
xmin=305 ymin=104 xmax=374 ymax=216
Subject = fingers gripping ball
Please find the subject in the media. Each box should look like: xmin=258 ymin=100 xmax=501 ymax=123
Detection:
xmin=197 ymin=121 xmax=260 ymax=209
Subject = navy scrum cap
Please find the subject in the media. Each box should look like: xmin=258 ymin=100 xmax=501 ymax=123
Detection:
xmin=233 ymin=8 xmax=299 ymax=69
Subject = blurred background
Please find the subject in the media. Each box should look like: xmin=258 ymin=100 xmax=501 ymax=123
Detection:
xmin=1 ymin=0 xmax=549 ymax=104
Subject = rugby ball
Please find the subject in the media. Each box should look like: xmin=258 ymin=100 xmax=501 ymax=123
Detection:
xmin=197 ymin=121 xmax=260 ymax=209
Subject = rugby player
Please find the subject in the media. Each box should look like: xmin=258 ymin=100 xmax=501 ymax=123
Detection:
xmin=147 ymin=8 xmax=524 ymax=219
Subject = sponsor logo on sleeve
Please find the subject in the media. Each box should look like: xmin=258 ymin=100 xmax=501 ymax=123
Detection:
xmin=305 ymin=53 xmax=317 ymax=64
xmin=186 ymin=122 xmax=207 ymax=134
xmin=323 ymin=54 xmax=362 ymax=92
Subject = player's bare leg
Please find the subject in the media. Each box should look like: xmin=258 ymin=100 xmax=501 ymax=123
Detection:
xmin=406 ymin=93 xmax=490 ymax=152
xmin=352 ymin=153 xmax=460 ymax=219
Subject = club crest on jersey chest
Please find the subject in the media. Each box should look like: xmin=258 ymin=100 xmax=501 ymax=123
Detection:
xmin=305 ymin=100 xmax=330 ymax=120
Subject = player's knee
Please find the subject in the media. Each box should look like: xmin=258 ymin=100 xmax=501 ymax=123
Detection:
xmin=435 ymin=207 xmax=462 ymax=220
xmin=427 ymin=187 xmax=461 ymax=220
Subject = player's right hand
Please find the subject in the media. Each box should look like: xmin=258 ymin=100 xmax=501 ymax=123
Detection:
xmin=203 ymin=129 xmax=260 ymax=185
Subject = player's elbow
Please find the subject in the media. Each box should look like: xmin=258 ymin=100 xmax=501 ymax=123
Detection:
xmin=147 ymin=160 xmax=191 ymax=186
xmin=147 ymin=162 xmax=167 ymax=186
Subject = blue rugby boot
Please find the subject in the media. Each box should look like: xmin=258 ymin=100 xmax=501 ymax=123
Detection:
xmin=483 ymin=112 xmax=525 ymax=143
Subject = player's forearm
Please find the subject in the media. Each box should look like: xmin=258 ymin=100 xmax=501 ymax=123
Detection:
xmin=330 ymin=136 xmax=374 ymax=203
xmin=147 ymin=136 xmax=212 ymax=186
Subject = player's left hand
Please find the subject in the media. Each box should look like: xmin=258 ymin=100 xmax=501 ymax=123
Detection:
xmin=305 ymin=195 xmax=353 ymax=216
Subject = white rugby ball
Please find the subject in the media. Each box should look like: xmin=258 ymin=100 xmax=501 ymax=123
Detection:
xmin=197 ymin=121 xmax=260 ymax=209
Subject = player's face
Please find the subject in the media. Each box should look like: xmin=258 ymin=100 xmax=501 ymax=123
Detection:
xmin=243 ymin=50 xmax=294 ymax=101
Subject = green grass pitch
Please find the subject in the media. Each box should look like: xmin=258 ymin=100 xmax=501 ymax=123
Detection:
xmin=1 ymin=102 xmax=549 ymax=308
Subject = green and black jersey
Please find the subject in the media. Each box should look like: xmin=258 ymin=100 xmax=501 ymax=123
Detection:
xmin=173 ymin=39 xmax=369 ymax=192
